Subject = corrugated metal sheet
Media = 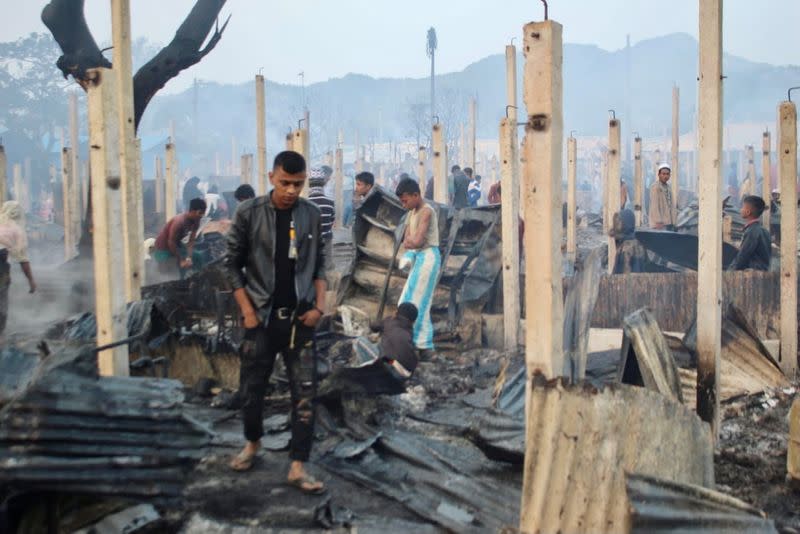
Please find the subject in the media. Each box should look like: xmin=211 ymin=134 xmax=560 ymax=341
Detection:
xmin=593 ymin=271 xmax=781 ymax=338
xmin=0 ymin=345 xmax=209 ymax=501
xmin=520 ymin=375 xmax=713 ymax=533
xmin=626 ymin=473 xmax=777 ymax=533
xmin=617 ymin=308 xmax=684 ymax=402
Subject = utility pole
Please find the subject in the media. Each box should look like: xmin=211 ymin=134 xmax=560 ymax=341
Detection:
xmin=696 ymin=0 xmax=723 ymax=439
xmin=520 ymin=15 xmax=564 ymax=530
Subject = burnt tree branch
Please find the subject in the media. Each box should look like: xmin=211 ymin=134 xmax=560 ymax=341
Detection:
xmin=41 ymin=0 xmax=229 ymax=131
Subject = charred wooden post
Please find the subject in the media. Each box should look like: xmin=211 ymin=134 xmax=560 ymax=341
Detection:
xmin=567 ymin=135 xmax=577 ymax=266
xmin=255 ymin=74 xmax=267 ymax=195
xmin=607 ymin=115 xmax=621 ymax=274
xmin=520 ymin=17 xmax=565 ymax=530
xmin=154 ymin=155 xmax=163 ymax=214
xmin=468 ymin=98 xmax=477 ymax=170
xmin=500 ymin=117 xmax=521 ymax=351
xmin=86 ymin=68 xmax=129 ymax=376
xmin=334 ymin=146 xmax=344 ymax=228
xmin=762 ymin=130 xmax=771 ymax=227
xmin=61 ymin=147 xmax=75 ymax=259
xmin=417 ymin=146 xmax=426 ymax=184
xmin=432 ymin=123 xmax=448 ymax=203
xmin=779 ymin=100 xmax=798 ymax=377
xmin=634 ymin=135 xmax=643 ymax=226
xmin=113 ymin=0 xmax=143 ymax=301
xmin=164 ymin=141 xmax=176 ymax=220
xmin=696 ymin=0 xmax=723 ymax=439
xmin=671 ymin=85 xmax=680 ymax=212
xmin=0 ymin=144 xmax=6 ymax=203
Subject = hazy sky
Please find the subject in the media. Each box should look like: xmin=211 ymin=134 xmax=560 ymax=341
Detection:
xmin=2 ymin=0 xmax=798 ymax=93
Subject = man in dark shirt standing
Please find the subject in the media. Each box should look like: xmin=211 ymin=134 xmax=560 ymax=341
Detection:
xmin=452 ymin=165 xmax=470 ymax=208
xmin=307 ymin=167 xmax=335 ymax=272
xmin=224 ymin=151 xmax=327 ymax=494
xmin=729 ymin=195 xmax=771 ymax=271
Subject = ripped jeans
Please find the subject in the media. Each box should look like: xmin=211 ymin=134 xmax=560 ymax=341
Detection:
xmin=239 ymin=314 xmax=317 ymax=461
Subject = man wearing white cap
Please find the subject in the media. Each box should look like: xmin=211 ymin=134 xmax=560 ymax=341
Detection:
xmin=649 ymin=163 xmax=675 ymax=231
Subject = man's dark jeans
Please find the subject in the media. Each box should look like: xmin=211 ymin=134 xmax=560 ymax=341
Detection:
xmin=240 ymin=313 xmax=317 ymax=461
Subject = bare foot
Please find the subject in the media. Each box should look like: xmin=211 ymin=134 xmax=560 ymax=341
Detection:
xmin=287 ymin=460 xmax=325 ymax=494
xmin=230 ymin=440 xmax=260 ymax=471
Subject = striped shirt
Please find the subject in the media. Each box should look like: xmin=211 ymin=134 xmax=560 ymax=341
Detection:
xmin=308 ymin=187 xmax=335 ymax=238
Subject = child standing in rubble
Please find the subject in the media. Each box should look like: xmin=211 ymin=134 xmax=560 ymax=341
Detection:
xmin=395 ymin=177 xmax=441 ymax=354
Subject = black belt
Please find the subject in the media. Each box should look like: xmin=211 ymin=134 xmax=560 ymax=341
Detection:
xmin=272 ymin=307 xmax=293 ymax=320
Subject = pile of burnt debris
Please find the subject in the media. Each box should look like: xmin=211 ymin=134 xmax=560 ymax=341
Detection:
xmin=2 ymin=188 xmax=799 ymax=532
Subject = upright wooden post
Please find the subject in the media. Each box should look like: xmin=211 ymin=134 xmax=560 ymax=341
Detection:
xmin=566 ymin=135 xmax=577 ymax=266
xmin=164 ymin=141 xmax=176 ymax=220
xmin=86 ymin=68 xmax=129 ymax=377
xmin=634 ymin=135 xmax=644 ymax=226
xmin=255 ymin=75 xmax=267 ymax=196
xmin=0 ymin=144 xmax=6 ymax=203
xmin=520 ymin=18 xmax=564 ymax=531
xmin=672 ymin=85 xmax=680 ymax=212
xmin=112 ymin=0 xmax=142 ymax=302
xmin=779 ymin=100 xmax=798 ymax=377
xmin=468 ymin=98 xmax=477 ymax=170
xmin=607 ymin=116 xmax=621 ymax=274
xmin=285 ymin=132 xmax=293 ymax=151
xmin=12 ymin=165 xmax=22 ymax=209
xmin=61 ymin=147 xmax=75 ymax=259
xmin=432 ymin=123 xmax=448 ymax=203
xmin=240 ymin=154 xmax=251 ymax=185
xmin=696 ymin=0 xmax=723 ymax=439
xmin=459 ymin=123 xmax=466 ymax=168
xmin=69 ymin=92 xmax=80 ymax=219
xmin=499 ymin=116 xmax=521 ymax=352
xmin=745 ymin=145 xmax=756 ymax=197
xmin=294 ymin=129 xmax=309 ymax=197
xmin=417 ymin=146 xmax=426 ymax=184
xmin=601 ymin=150 xmax=609 ymax=233
xmin=334 ymin=147 xmax=344 ymax=228
xmin=154 ymin=155 xmax=164 ymax=214
xmin=762 ymin=130 xmax=771 ymax=226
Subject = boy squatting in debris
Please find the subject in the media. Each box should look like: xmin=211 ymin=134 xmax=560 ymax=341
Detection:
xmin=728 ymin=195 xmax=771 ymax=272
xmin=317 ymin=302 xmax=419 ymax=398
xmin=223 ymin=151 xmax=327 ymax=494
xmin=395 ymin=177 xmax=441 ymax=353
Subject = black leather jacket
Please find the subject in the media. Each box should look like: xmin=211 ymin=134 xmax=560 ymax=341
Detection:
xmin=223 ymin=194 xmax=327 ymax=323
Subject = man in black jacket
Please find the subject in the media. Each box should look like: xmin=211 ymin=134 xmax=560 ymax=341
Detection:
xmin=224 ymin=151 xmax=327 ymax=494
xmin=729 ymin=195 xmax=771 ymax=271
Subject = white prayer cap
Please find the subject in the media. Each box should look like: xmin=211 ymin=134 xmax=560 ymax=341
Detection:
xmin=657 ymin=163 xmax=671 ymax=173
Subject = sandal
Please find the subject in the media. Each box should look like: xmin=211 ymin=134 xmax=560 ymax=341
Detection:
xmin=229 ymin=451 xmax=259 ymax=472
xmin=287 ymin=473 xmax=326 ymax=495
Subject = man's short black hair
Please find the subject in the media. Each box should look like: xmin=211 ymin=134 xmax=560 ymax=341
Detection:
xmin=463 ymin=167 xmax=473 ymax=177
xmin=397 ymin=302 xmax=418 ymax=323
xmin=234 ymin=184 xmax=256 ymax=201
xmin=395 ymin=177 xmax=420 ymax=197
xmin=451 ymin=165 xmax=461 ymax=174
xmin=189 ymin=197 xmax=207 ymax=212
xmin=273 ymin=150 xmax=306 ymax=175
xmin=356 ymin=172 xmax=374 ymax=186
xmin=399 ymin=172 xmax=410 ymax=181
xmin=743 ymin=195 xmax=766 ymax=217
xmin=321 ymin=165 xmax=333 ymax=178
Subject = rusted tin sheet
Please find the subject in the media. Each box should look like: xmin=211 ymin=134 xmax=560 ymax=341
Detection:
xmin=679 ymin=305 xmax=788 ymax=407
xmin=337 ymin=186 xmax=501 ymax=342
xmin=617 ymin=308 xmax=684 ymax=403
xmin=520 ymin=376 xmax=713 ymax=534
xmin=627 ymin=473 xmax=777 ymax=533
xmin=593 ymin=271 xmax=781 ymax=338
